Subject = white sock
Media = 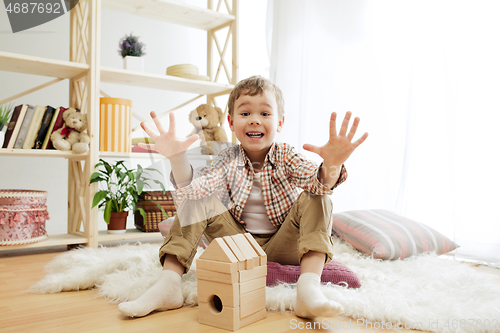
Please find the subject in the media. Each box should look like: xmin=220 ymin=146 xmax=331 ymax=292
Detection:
xmin=295 ymin=272 xmax=343 ymax=319
xmin=118 ymin=270 xmax=183 ymax=317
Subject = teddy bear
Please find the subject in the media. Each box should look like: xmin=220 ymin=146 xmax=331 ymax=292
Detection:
xmin=51 ymin=108 xmax=90 ymax=154
xmin=188 ymin=104 xmax=228 ymax=155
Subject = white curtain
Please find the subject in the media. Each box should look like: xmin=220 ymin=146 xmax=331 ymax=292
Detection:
xmin=267 ymin=0 xmax=500 ymax=265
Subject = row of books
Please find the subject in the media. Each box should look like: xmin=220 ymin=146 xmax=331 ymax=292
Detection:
xmin=1 ymin=104 xmax=77 ymax=150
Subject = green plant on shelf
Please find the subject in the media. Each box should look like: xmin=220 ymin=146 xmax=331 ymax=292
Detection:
xmin=0 ymin=102 xmax=14 ymax=131
xmin=90 ymin=159 xmax=165 ymax=224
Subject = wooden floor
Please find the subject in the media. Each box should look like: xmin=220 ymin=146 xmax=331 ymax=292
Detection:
xmin=1 ymin=246 xmax=499 ymax=333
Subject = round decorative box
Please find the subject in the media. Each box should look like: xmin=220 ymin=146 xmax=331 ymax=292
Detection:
xmin=0 ymin=190 xmax=50 ymax=246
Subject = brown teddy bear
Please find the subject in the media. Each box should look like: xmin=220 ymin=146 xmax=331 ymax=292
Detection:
xmin=188 ymin=104 xmax=228 ymax=155
xmin=51 ymin=108 xmax=90 ymax=154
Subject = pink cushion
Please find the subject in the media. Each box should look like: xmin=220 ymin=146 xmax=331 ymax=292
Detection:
xmin=266 ymin=260 xmax=361 ymax=288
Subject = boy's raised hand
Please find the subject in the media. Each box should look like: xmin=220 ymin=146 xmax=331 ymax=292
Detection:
xmin=303 ymin=111 xmax=368 ymax=167
xmin=138 ymin=111 xmax=199 ymax=159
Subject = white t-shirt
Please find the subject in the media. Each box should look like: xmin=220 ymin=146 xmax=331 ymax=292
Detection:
xmin=240 ymin=171 xmax=278 ymax=234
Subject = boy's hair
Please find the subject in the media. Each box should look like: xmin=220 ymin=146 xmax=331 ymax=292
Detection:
xmin=228 ymin=76 xmax=284 ymax=117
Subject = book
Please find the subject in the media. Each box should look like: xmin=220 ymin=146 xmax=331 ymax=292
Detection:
xmin=13 ymin=105 xmax=36 ymax=148
xmin=33 ymin=106 xmax=56 ymax=149
xmin=41 ymin=107 xmax=61 ymax=149
xmin=5 ymin=104 xmax=28 ymax=149
xmin=131 ymin=145 xmax=157 ymax=153
xmin=132 ymin=137 xmax=156 ymax=145
xmin=45 ymin=106 xmax=68 ymax=150
xmin=2 ymin=105 xmax=21 ymax=149
xmin=23 ymin=105 xmax=46 ymax=149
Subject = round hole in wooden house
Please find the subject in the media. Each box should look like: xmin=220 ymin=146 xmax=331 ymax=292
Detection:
xmin=209 ymin=295 xmax=223 ymax=314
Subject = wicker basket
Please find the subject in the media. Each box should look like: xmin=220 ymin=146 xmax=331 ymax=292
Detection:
xmin=134 ymin=191 xmax=177 ymax=232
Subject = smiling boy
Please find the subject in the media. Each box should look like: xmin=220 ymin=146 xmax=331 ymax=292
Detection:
xmin=118 ymin=76 xmax=368 ymax=319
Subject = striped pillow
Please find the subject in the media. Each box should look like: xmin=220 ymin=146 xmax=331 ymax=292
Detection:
xmin=331 ymin=209 xmax=459 ymax=260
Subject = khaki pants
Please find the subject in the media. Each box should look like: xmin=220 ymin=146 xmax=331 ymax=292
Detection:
xmin=159 ymin=192 xmax=334 ymax=272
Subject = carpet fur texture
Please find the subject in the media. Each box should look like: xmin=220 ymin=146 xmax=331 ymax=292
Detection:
xmin=30 ymin=239 xmax=500 ymax=333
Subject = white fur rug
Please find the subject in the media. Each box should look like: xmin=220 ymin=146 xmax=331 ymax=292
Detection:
xmin=30 ymin=239 xmax=500 ymax=333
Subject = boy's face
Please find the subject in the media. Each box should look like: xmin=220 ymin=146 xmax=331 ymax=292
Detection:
xmin=228 ymin=90 xmax=284 ymax=162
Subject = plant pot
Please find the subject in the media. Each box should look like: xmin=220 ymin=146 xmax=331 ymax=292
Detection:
xmin=123 ymin=56 xmax=143 ymax=72
xmin=107 ymin=212 xmax=128 ymax=234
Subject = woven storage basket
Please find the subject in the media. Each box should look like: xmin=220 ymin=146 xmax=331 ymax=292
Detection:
xmin=0 ymin=190 xmax=49 ymax=245
xmin=134 ymin=191 xmax=176 ymax=232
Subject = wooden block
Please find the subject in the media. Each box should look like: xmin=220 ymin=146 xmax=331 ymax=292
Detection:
xmin=240 ymin=287 xmax=266 ymax=319
xmin=239 ymin=264 xmax=267 ymax=283
xmin=199 ymin=301 xmax=240 ymax=331
xmin=232 ymin=233 xmax=259 ymax=258
xmin=196 ymin=259 xmax=238 ymax=274
xmin=243 ymin=233 xmax=266 ymax=257
xmin=222 ymin=236 xmax=247 ymax=262
xmin=240 ymin=308 xmax=267 ymax=327
xmin=240 ymin=276 xmax=266 ymax=295
xmin=197 ymin=269 xmax=237 ymax=284
xmin=230 ymin=234 xmax=260 ymax=270
xmin=198 ymin=280 xmax=239 ymax=308
xmin=243 ymin=233 xmax=268 ymax=266
xmin=235 ymin=261 xmax=245 ymax=271
xmin=199 ymin=238 xmax=238 ymax=263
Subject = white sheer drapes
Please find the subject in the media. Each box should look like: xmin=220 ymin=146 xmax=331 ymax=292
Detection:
xmin=267 ymin=0 xmax=500 ymax=265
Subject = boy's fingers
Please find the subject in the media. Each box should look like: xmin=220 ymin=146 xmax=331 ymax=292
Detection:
xmin=168 ymin=112 xmax=176 ymax=135
xmin=338 ymin=111 xmax=351 ymax=137
xmin=347 ymin=117 xmax=360 ymax=141
xmin=140 ymin=122 xmax=158 ymax=139
xmin=353 ymin=132 xmax=369 ymax=148
xmin=329 ymin=112 xmax=337 ymax=138
xmin=303 ymin=143 xmax=320 ymax=155
xmin=185 ymin=134 xmax=199 ymax=148
xmin=137 ymin=142 xmax=155 ymax=151
xmin=151 ymin=111 xmax=166 ymax=134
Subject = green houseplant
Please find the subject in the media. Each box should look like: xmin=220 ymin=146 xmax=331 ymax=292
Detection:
xmin=90 ymin=159 xmax=165 ymax=232
xmin=0 ymin=102 xmax=14 ymax=147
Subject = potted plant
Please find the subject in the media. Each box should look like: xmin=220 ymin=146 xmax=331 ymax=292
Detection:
xmin=90 ymin=159 xmax=165 ymax=233
xmin=0 ymin=102 xmax=14 ymax=147
xmin=118 ymin=33 xmax=146 ymax=72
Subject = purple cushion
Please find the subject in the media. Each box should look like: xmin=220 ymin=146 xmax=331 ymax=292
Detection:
xmin=266 ymin=260 xmax=361 ymax=288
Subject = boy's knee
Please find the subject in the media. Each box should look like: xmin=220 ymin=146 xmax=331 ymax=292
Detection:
xmin=297 ymin=191 xmax=332 ymax=208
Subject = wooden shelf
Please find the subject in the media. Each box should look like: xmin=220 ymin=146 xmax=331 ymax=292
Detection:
xmin=0 ymin=148 xmax=88 ymax=160
xmin=0 ymin=0 xmax=237 ymax=252
xmin=99 ymin=151 xmax=215 ymax=161
xmin=102 ymin=0 xmax=235 ymax=30
xmin=0 ymin=51 xmax=89 ymax=79
xmin=100 ymin=67 xmax=233 ymax=95
xmin=0 ymin=233 xmax=88 ymax=251
xmin=97 ymin=228 xmax=163 ymax=242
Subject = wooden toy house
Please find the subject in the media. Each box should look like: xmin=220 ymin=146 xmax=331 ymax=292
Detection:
xmin=197 ymin=233 xmax=267 ymax=331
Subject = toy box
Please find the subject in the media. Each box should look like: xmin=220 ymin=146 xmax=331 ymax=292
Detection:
xmin=0 ymin=190 xmax=49 ymax=245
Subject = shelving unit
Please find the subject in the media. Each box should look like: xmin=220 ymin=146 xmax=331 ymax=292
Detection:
xmin=0 ymin=0 xmax=238 ymax=251
xmin=100 ymin=67 xmax=233 ymax=95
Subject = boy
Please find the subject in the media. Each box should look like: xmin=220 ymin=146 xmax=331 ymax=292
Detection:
xmin=119 ymin=76 xmax=368 ymax=319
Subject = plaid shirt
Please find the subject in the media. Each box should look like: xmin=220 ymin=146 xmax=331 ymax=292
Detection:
xmin=170 ymin=142 xmax=347 ymax=227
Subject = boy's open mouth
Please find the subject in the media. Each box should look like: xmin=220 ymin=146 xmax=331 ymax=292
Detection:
xmin=246 ymin=132 xmax=264 ymax=138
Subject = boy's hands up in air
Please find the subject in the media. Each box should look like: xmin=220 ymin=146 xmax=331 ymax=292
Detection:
xmin=139 ymin=111 xmax=199 ymax=160
xmin=303 ymin=111 xmax=368 ymax=168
